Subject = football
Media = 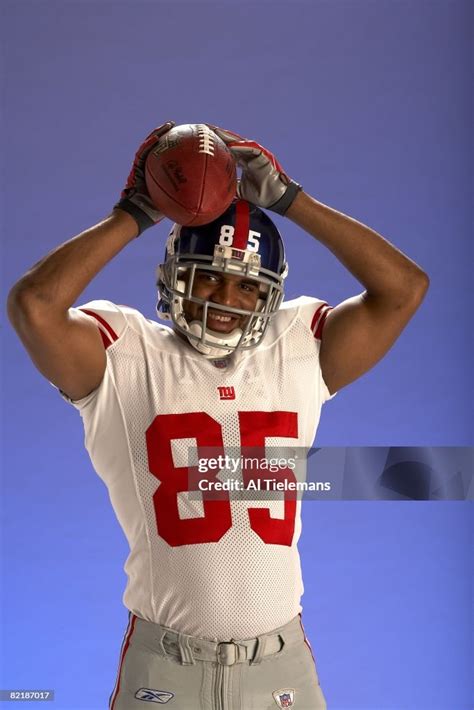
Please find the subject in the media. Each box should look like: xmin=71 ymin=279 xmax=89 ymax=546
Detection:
xmin=145 ymin=123 xmax=237 ymax=226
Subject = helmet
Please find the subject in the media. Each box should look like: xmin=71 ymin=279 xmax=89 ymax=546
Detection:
xmin=156 ymin=200 xmax=288 ymax=358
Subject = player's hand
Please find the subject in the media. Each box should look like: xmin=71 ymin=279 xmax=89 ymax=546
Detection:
xmin=114 ymin=121 xmax=175 ymax=236
xmin=207 ymin=124 xmax=302 ymax=216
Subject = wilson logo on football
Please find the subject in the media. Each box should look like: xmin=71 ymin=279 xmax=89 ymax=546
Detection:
xmin=163 ymin=160 xmax=187 ymax=190
xmin=218 ymin=386 xmax=235 ymax=400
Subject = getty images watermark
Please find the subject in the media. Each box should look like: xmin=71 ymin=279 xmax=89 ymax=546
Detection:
xmin=180 ymin=447 xmax=472 ymax=501
xmin=197 ymin=453 xmax=330 ymax=493
xmin=185 ymin=447 xmax=331 ymax=500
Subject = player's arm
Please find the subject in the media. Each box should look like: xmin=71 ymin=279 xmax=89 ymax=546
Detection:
xmin=7 ymin=211 xmax=139 ymax=400
xmin=7 ymin=121 xmax=174 ymax=401
xmin=285 ymin=191 xmax=429 ymax=393
xmin=208 ymin=124 xmax=429 ymax=394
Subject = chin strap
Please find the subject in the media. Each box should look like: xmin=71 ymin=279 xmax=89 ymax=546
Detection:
xmin=187 ymin=321 xmax=243 ymax=358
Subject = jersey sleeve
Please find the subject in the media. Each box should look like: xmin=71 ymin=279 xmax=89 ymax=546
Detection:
xmin=54 ymin=299 xmax=136 ymax=409
xmin=293 ymin=295 xmax=333 ymax=341
xmin=77 ymin=299 xmax=129 ymax=348
xmin=289 ymin=296 xmax=336 ymax=402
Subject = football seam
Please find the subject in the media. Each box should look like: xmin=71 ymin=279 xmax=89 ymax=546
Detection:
xmin=196 ymin=152 xmax=208 ymax=216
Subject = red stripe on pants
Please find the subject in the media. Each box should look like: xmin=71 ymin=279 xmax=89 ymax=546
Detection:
xmin=109 ymin=613 xmax=137 ymax=710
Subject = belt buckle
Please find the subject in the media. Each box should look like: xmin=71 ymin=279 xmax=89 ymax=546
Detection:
xmin=217 ymin=641 xmax=238 ymax=666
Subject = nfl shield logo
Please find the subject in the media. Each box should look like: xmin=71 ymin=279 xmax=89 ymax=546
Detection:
xmin=272 ymin=688 xmax=295 ymax=707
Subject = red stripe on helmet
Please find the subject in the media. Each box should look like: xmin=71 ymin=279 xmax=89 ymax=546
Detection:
xmin=233 ymin=200 xmax=250 ymax=249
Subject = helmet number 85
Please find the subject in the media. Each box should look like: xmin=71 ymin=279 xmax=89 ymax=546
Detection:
xmin=219 ymin=225 xmax=261 ymax=252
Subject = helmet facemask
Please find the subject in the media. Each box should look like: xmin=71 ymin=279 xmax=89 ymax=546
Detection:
xmin=156 ymin=202 xmax=288 ymax=358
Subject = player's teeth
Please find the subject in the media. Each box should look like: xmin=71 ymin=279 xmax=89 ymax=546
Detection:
xmin=209 ymin=314 xmax=232 ymax=322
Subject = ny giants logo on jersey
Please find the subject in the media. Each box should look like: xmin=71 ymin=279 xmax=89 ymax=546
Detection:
xmin=217 ymin=386 xmax=235 ymax=400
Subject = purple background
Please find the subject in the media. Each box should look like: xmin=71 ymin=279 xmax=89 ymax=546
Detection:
xmin=1 ymin=1 xmax=471 ymax=709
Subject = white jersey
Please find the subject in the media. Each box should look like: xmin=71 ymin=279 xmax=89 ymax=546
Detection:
xmin=60 ymin=296 xmax=333 ymax=640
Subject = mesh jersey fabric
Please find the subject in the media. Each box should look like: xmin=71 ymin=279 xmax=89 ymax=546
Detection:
xmin=58 ymin=296 xmax=333 ymax=641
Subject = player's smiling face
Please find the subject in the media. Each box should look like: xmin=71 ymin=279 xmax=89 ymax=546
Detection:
xmin=183 ymin=269 xmax=261 ymax=334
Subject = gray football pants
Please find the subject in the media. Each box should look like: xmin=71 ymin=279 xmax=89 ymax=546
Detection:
xmin=109 ymin=612 xmax=327 ymax=709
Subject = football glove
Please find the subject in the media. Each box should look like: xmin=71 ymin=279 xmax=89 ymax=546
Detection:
xmin=207 ymin=125 xmax=302 ymax=215
xmin=115 ymin=121 xmax=175 ymax=235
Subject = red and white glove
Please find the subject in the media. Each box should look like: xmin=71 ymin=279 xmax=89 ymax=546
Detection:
xmin=115 ymin=121 xmax=175 ymax=235
xmin=207 ymin=125 xmax=302 ymax=215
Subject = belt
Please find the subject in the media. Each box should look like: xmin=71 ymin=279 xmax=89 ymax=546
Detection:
xmin=131 ymin=614 xmax=305 ymax=666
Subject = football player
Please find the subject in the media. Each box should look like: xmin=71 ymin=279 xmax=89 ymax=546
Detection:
xmin=7 ymin=121 xmax=428 ymax=710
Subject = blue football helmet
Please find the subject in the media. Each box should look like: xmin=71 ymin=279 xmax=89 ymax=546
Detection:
xmin=156 ymin=200 xmax=288 ymax=358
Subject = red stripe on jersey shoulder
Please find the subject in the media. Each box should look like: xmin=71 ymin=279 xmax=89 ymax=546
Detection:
xmin=233 ymin=200 xmax=250 ymax=249
xmin=97 ymin=328 xmax=113 ymax=349
xmin=314 ymin=307 xmax=332 ymax=340
xmin=310 ymin=303 xmax=333 ymax=341
xmin=80 ymin=308 xmax=119 ymax=344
